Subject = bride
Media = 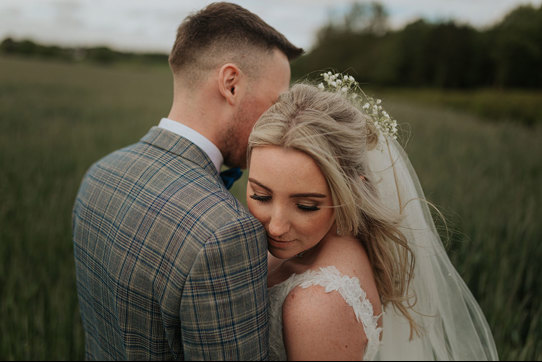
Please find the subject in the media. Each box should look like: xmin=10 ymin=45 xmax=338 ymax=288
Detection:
xmin=245 ymin=74 xmax=499 ymax=360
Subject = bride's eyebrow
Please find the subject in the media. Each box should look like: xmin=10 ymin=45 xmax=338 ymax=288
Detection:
xmin=248 ymin=178 xmax=272 ymax=192
xmin=249 ymin=178 xmax=326 ymax=199
xmin=290 ymin=193 xmax=326 ymax=199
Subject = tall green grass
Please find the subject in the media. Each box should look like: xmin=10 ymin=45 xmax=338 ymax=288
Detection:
xmin=0 ymin=56 xmax=540 ymax=360
xmin=375 ymin=87 xmax=542 ymax=127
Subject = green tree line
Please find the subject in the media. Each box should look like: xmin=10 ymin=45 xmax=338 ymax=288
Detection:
xmin=0 ymin=38 xmax=168 ymax=65
xmin=292 ymin=2 xmax=542 ymax=89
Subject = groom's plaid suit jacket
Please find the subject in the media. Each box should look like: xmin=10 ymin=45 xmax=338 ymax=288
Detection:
xmin=72 ymin=127 xmax=269 ymax=360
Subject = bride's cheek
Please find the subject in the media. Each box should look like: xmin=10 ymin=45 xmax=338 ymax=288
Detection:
xmin=303 ymin=215 xmax=325 ymax=233
xmin=247 ymin=200 xmax=262 ymax=220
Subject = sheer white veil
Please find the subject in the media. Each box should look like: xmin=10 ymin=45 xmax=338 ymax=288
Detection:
xmin=367 ymin=136 xmax=499 ymax=361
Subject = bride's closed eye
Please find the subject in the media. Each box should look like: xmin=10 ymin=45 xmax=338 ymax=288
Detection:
xmin=250 ymin=194 xmax=271 ymax=202
xmin=296 ymin=203 xmax=320 ymax=212
xmin=250 ymin=194 xmax=321 ymax=212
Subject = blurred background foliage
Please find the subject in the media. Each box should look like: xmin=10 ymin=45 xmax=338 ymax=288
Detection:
xmin=292 ymin=2 xmax=542 ymax=89
xmin=290 ymin=2 xmax=542 ymax=126
xmin=2 ymin=2 xmax=542 ymax=91
xmin=0 ymin=1 xmax=541 ymax=360
xmin=2 ymin=2 xmax=541 ymax=126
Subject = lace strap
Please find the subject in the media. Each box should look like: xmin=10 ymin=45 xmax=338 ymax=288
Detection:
xmin=293 ymin=266 xmax=382 ymax=360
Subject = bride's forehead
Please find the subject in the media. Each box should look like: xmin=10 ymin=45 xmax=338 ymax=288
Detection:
xmin=250 ymin=146 xmax=326 ymax=181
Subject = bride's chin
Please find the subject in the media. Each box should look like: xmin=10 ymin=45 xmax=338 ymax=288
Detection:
xmin=268 ymin=247 xmax=295 ymax=260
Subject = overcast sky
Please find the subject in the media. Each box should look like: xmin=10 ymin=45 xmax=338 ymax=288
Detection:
xmin=1 ymin=0 xmax=541 ymax=53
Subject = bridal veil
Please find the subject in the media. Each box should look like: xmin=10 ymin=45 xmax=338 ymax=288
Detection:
xmin=367 ymin=136 xmax=499 ymax=361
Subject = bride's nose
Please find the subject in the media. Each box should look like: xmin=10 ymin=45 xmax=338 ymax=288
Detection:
xmin=267 ymin=206 xmax=291 ymax=237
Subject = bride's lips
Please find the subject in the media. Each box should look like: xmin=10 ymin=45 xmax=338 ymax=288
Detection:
xmin=267 ymin=236 xmax=295 ymax=248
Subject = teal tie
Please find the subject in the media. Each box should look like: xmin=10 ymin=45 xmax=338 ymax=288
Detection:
xmin=220 ymin=167 xmax=243 ymax=190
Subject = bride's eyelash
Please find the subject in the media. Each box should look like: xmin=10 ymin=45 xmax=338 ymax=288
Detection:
xmin=250 ymin=194 xmax=271 ymax=202
xmin=297 ymin=204 xmax=320 ymax=212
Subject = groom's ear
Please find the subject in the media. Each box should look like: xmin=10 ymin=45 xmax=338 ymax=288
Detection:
xmin=218 ymin=63 xmax=242 ymax=105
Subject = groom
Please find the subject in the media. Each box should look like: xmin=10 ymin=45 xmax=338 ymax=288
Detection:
xmin=72 ymin=2 xmax=302 ymax=360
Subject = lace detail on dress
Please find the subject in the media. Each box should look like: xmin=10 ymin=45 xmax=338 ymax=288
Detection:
xmin=268 ymin=266 xmax=382 ymax=361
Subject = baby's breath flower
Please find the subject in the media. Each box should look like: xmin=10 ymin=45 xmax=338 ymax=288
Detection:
xmin=318 ymin=71 xmax=399 ymax=140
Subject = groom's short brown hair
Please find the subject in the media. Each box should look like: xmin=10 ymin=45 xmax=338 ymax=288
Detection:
xmin=169 ymin=2 xmax=303 ymax=79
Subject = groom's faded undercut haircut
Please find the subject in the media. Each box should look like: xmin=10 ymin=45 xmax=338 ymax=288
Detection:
xmin=169 ymin=2 xmax=303 ymax=85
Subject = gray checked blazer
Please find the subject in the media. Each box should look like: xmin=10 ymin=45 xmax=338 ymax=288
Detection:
xmin=72 ymin=127 xmax=269 ymax=360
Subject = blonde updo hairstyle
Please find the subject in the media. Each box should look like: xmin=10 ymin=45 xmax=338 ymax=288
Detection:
xmin=247 ymin=83 xmax=418 ymax=335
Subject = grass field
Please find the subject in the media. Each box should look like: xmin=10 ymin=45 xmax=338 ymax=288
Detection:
xmin=373 ymin=87 xmax=542 ymax=127
xmin=0 ymin=56 xmax=540 ymax=360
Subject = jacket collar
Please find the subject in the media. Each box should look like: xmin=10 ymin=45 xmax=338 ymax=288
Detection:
xmin=140 ymin=126 xmax=219 ymax=180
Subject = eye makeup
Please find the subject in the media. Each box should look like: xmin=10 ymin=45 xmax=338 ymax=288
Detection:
xmin=297 ymin=203 xmax=320 ymax=212
xmin=250 ymin=194 xmax=271 ymax=202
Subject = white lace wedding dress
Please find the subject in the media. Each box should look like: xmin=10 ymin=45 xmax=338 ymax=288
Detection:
xmin=268 ymin=266 xmax=382 ymax=361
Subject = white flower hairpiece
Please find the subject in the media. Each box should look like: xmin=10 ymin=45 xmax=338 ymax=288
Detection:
xmin=318 ymin=71 xmax=398 ymax=140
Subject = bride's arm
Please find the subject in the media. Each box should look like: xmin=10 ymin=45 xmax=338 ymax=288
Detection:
xmin=282 ymin=285 xmax=367 ymax=361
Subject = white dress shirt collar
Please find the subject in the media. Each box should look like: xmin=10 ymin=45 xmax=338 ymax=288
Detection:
xmin=158 ymin=118 xmax=224 ymax=172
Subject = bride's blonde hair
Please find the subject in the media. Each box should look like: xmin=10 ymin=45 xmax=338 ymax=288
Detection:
xmin=248 ymin=83 xmax=419 ymax=335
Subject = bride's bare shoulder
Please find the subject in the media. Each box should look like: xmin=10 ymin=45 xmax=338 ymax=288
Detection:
xmin=281 ymin=272 xmax=368 ymax=360
xmin=280 ymin=235 xmax=382 ymax=358
xmin=315 ymin=235 xmax=376 ymax=286
xmin=312 ymin=234 xmax=382 ymax=312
